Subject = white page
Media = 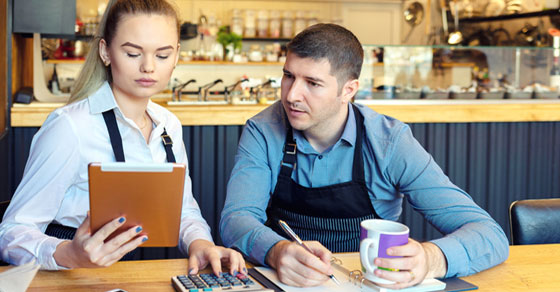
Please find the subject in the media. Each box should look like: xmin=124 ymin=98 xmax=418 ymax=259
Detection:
xmin=254 ymin=253 xmax=446 ymax=292
xmin=0 ymin=260 xmax=40 ymax=292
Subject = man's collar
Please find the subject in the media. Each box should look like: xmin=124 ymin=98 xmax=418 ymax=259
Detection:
xmin=292 ymin=103 xmax=357 ymax=154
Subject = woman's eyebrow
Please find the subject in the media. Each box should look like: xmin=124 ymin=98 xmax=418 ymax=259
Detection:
xmin=121 ymin=42 xmax=174 ymax=51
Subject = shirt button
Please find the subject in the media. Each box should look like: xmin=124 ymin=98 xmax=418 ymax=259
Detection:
xmin=318 ymin=155 xmax=323 ymax=159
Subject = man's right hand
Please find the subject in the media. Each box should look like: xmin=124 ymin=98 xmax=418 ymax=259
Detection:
xmin=265 ymin=240 xmax=334 ymax=287
xmin=53 ymin=214 xmax=146 ymax=268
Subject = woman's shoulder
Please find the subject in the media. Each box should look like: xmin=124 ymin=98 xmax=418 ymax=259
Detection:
xmin=46 ymin=98 xmax=91 ymax=129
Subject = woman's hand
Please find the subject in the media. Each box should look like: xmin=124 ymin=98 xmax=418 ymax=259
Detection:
xmin=187 ymin=239 xmax=246 ymax=276
xmin=53 ymin=214 xmax=147 ymax=268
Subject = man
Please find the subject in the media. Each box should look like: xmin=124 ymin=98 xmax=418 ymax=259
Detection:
xmin=220 ymin=24 xmax=508 ymax=289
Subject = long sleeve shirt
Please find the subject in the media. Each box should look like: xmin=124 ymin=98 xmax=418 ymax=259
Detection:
xmin=0 ymin=82 xmax=213 ymax=269
xmin=220 ymin=102 xmax=509 ymax=278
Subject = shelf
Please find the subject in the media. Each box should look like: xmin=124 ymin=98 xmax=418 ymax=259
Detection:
xmin=460 ymin=9 xmax=560 ymax=23
xmin=242 ymin=37 xmax=291 ymax=42
xmin=45 ymin=59 xmax=284 ymax=66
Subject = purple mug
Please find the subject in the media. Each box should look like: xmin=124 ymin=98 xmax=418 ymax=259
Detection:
xmin=360 ymin=219 xmax=409 ymax=284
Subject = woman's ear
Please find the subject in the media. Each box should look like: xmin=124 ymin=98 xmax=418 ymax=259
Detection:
xmin=174 ymin=43 xmax=181 ymax=67
xmin=99 ymin=39 xmax=111 ymax=66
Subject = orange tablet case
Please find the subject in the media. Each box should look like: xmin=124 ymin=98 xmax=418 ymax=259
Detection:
xmin=88 ymin=162 xmax=186 ymax=247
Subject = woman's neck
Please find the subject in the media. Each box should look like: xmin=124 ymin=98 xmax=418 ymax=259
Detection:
xmin=111 ymin=85 xmax=150 ymax=121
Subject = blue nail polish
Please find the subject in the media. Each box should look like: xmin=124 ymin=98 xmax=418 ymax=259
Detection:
xmin=243 ymin=267 xmax=247 ymax=274
xmin=136 ymin=226 xmax=142 ymax=233
xmin=233 ymin=270 xmax=238 ymax=276
xmin=142 ymin=236 xmax=148 ymax=242
xmin=188 ymin=268 xmax=194 ymax=275
xmin=119 ymin=217 xmax=125 ymax=223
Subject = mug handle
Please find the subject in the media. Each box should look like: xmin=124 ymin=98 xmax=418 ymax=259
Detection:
xmin=360 ymin=238 xmax=377 ymax=274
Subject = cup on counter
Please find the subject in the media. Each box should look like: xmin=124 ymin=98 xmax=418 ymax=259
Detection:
xmin=360 ymin=219 xmax=409 ymax=284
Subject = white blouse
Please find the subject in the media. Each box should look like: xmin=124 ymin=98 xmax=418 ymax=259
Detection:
xmin=0 ymin=82 xmax=213 ymax=269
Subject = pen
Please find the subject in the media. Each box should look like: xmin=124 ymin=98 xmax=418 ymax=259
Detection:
xmin=278 ymin=220 xmax=341 ymax=285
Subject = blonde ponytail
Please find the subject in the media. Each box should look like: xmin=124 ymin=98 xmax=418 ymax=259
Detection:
xmin=68 ymin=0 xmax=117 ymax=103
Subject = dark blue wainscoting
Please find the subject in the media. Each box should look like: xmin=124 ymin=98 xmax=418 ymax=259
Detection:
xmin=3 ymin=121 xmax=560 ymax=260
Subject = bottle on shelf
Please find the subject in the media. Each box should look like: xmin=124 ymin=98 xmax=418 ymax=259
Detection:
xmin=49 ymin=64 xmax=61 ymax=95
xmin=550 ymin=29 xmax=560 ymax=92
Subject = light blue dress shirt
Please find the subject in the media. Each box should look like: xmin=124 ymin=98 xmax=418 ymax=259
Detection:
xmin=220 ymin=101 xmax=509 ymax=278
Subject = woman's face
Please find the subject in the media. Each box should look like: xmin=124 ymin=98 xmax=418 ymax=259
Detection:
xmin=99 ymin=13 xmax=179 ymax=101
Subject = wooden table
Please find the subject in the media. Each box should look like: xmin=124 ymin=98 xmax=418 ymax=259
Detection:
xmin=1 ymin=244 xmax=559 ymax=291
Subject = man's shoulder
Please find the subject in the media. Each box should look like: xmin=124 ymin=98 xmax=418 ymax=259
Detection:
xmin=246 ymin=101 xmax=286 ymax=132
xmin=354 ymin=103 xmax=408 ymax=140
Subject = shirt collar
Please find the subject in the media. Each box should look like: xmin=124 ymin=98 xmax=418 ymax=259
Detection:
xmin=292 ymin=103 xmax=357 ymax=154
xmin=87 ymin=81 xmax=163 ymax=129
xmin=88 ymin=81 xmax=120 ymax=115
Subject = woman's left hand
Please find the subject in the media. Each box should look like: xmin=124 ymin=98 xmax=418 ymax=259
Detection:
xmin=187 ymin=239 xmax=247 ymax=276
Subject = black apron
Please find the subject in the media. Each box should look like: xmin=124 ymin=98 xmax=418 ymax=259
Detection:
xmin=266 ymin=104 xmax=379 ymax=252
xmin=45 ymin=109 xmax=176 ymax=259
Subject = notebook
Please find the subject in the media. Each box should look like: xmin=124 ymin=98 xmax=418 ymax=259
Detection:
xmin=253 ymin=252 xmax=446 ymax=292
xmin=0 ymin=259 xmax=40 ymax=292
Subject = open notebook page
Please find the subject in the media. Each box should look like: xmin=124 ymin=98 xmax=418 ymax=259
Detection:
xmin=254 ymin=252 xmax=446 ymax=292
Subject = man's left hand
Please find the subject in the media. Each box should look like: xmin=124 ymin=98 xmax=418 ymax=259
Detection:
xmin=371 ymin=239 xmax=447 ymax=289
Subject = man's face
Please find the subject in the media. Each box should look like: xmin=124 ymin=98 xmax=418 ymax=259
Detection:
xmin=99 ymin=13 xmax=179 ymax=101
xmin=281 ymin=52 xmax=351 ymax=135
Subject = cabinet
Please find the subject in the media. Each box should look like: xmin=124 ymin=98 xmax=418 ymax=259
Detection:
xmin=357 ymin=44 xmax=559 ymax=100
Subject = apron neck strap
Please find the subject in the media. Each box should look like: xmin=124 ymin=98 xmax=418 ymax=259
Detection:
xmin=102 ymin=109 xmax=176 ymax=163
xmin=280 ymin=103 xmax=365 ymax=181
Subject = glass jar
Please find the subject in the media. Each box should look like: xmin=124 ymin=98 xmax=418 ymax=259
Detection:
xmin=231 ymin=9 xmax=243 ymax=36
xmin=257 ymin=10 xmax=269 ymax=38
xmin=294 ymin=10 xmax=307 ymax=36
xmin=281 ymin=10 xmax=294 ymax=38
xmin=269 ymin=10 xmax=281 ymax=38
xmin=244 ymin=10 xmax=256 ymax=38
xmin=249 ymin=44 xmax=263 ymax=62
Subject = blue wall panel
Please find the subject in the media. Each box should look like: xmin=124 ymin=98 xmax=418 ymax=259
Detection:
xmin=5 ymin=121 xmax=560 ymax=259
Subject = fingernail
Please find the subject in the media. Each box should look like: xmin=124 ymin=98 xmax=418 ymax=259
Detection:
xmin=119 ymin=217 xmax=125 ymax=223
xmin=136 ymin=226 xmax=142 ymax=233
xmin=243 ymin=267 xmax=247 ymax=274
xmin=142 ymin=236 xmax=148 ymax=242
xmin=188 ymin=268 xmax=195 ymax=275
xmin=387 ymin=249 xmax=394 ymax=255
xmin=233 ymin=270 xmax=238 ymax=276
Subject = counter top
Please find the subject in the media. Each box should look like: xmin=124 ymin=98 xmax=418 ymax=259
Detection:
xmin=10 ymin=99 xmax=560 ymax=127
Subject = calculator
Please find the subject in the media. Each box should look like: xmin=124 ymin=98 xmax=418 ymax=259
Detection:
xmin=171 ymin=272 xmax=273 ymax=292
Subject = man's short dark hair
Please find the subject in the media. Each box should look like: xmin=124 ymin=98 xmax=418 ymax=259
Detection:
xmin=287 ymin=23 xmax=364 ymax=86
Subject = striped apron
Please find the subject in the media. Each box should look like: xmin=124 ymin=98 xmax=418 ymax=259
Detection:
xmin=46 ymin=109 xmax=176 ymax=260
xmin=266 ymin=104 xmax=378 ymax=252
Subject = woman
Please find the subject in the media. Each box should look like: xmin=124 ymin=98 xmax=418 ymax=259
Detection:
xmin=0 ymin=0 xmax=245 ymax=275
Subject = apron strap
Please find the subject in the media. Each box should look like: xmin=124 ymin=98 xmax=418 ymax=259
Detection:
xmin=280 ymin=103 xmax=365 ymax=180
xmin=161 ymin=128 xmax=176 ymax=163
xmin=102 ymin=110 xmax=125 ymax=162
xmin=351 ymin=104 xmax=366 ymax=183
xmin=102 ymin=109 xmax=176 ymax=163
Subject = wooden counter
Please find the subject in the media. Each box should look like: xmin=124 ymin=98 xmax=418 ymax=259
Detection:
xmin=1 ymin=244 xmax=558 ymax=291
xmin=10 ymin=99 xmax=560 ymax=127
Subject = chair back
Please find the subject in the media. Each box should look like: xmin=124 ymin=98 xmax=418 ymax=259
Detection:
xmin=509 ymin=198 xmax=560 ymax=245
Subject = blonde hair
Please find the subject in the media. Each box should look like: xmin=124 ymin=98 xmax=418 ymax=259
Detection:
xmin=69 ymin=0 xmax=180 ymax=103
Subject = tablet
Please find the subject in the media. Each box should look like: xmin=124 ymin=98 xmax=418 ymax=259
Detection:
xmin=88 ymin=162 xmax=186 ymax=247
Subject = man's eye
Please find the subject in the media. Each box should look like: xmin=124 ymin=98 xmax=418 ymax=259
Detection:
xmin=309 ymin=81 xmax=320 ymax=87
